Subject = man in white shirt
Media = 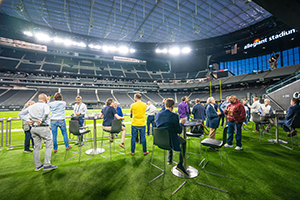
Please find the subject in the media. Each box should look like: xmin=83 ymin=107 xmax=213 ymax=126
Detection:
xmin=250 ymin=97 xmax=261 ymax=133
xmin=72 ymin=96 xmax=88 ymax=145
xmin=146 ymin=101 xmax=157 ymax=136
xmin=258 ymin=99 xmax=274 ymax=132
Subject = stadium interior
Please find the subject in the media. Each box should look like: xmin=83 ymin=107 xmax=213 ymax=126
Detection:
xmin=0 ymin=0 xmax=300 ymax=199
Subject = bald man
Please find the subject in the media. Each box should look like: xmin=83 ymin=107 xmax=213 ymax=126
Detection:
xmin=22 ymin=101 xmax=35 ymax=153
xmin=19 ymin=94 xmax=57 ymax=171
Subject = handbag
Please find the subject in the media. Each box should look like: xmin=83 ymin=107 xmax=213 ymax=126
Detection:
xmin=191 ymin=124 xmax=204 ymax=134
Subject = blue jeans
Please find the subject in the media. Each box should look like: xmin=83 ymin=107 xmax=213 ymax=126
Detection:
xmin=78 ymin=117 xmax=85 ymax=142
xmin=131 ymin=126 xmax=147 ymax=153
xmin=227 ymin=122 xmax=242 ymax=147
xmin=168 ymin=136 xmax=186 ymax=166
xmin=24 ymin=130 xmax=34 ymax=150
xmin=147 ymin=115 xmax=155 ymax=135
xmin=51 ymin=120 xmax=70 ymax=150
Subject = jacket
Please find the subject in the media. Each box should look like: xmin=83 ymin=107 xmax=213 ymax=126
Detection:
xmin=206 ymin=104 xmax=219 ymax=129
xmin=225 ymin=99 xmax=246 ymax=124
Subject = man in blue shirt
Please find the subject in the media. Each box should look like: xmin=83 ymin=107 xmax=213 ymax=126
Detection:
xmin=161 ymin=98 xmax=167 ymax=111
xmin=278 ymin=98 xmax=300 ymax=137
xmin=192 ymin=98 xmax=206 ymax=121
xmin=156 ymin=98 xmax=188 ymax=176
xmin=218 ymin=100 xmax=225 ymax=127
xmin=99 ymin=98 xmax=126 ymax=149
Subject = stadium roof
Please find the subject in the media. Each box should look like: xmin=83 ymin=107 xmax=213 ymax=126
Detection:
xmin=0 ymin=0 xmax=271 ymax=43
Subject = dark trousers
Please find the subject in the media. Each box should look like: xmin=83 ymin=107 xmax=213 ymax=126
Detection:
xmin=255 ymin=123 xmax=259 ymax=131
xmin=24 ymin=130 xmax=34 ymax=150
xmin=78 ymin=117 xmax=84 ymax=142
xmin=219 ymin=114 xmax=225 ymax=126
xmin=168 ymin=136 xmax=186 ymax=166
xmin=278 ymin=120 xmax=294 ymax=132
xmin=147 ymin=115 xmax=155 ymax=135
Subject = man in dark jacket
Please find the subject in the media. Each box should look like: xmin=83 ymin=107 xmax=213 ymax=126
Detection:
xmin=192 ymin=98 xmax=206 ymax=121
xmin=278 ymin=98 xmax=300 ymax=137
xmin=156 ymin=98 xmax=188 ymax=176
xmin=224 ymin=95 xmax=246 ymax=151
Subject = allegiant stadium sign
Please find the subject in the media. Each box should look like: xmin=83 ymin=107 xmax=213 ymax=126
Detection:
xmin=244 ymin=29 xmax=297 ymax=50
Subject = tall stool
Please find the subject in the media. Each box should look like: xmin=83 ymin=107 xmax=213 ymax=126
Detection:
xmin=101 ymin=119 xmax=123 ymax=160
xmin=249 ymin=113 xmax=273 ymax=144
xmin=280 ymin=116 xmax=300 ymax=150
xmin=66 ymin=120 xmax=92 ymax=163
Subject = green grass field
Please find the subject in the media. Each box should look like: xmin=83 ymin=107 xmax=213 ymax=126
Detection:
xmin=0 ymin=109 xmax=300 ymax=200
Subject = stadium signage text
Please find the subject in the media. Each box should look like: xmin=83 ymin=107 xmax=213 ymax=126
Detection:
xmin=113 ymin=56 xmax=146 ymax=64
xmin=244 ymin=29 xmax=296 ymax=50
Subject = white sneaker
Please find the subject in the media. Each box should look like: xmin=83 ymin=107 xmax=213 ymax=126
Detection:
xmin=235 ymin=146 xmax=243 ymax=151
xmin=224 ymin=144 xmax=233 ymax=147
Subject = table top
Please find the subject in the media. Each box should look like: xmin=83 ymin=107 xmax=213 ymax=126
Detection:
xmin=183 ymin=121 xmax=201 ymax=127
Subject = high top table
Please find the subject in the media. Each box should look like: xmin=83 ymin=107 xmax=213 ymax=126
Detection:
xmin=85 ymin=117 xmax=105 ymax=155
xmin=268 ymin=111 xmax=286 ymax=144
xmin=171 ymin=120 xmax=200 ymax=179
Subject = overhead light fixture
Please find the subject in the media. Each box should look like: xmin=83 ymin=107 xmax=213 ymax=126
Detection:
xmin=102 ymin=45 xmax=109 ymax=52
xmin=23 ymin=31 xmax=33 ymax=37
xmin=181 ymin=47 xmax=191 ymax=54
xmin=64 ymin=39 xmax=73 ymax=46
xmin=155 ymin=48 xmax=161 ymax=53
xmin=88 ymin=44 xmax=94 ymax=48
xmin=109 ymin=46 xmax=117 ymax=52
xmin=161 ymin=48 xmax=167 ymax=54
xmin=54 ymin=37 xmax=63 ymax=43
xmin=118 ymin=46 xmax=129 ymax=54
xmin=169 ymin=47 xmax=180 ymax=55
xmin=35 ymin=33 xmax=51 ymax=42
xmin=130 ymin=48 xmax=136 ymax=53
xmin=78 ymin=42 xmax=86 ymax=48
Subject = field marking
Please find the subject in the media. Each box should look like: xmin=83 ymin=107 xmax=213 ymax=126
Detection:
xmin=3 ymin=122 xmax=132 ymax=133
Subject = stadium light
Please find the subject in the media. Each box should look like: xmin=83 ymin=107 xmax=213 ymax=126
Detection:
xmin=64 ymin=39 xmax=73 ymax=46
xmin=169 ymin=47 xmax=180 ymax=55
xmin=109 ymin=46 xmax=117 ymax=52
xmin=130 ymin=48 xmax=136 ymax=53
xmin=155 ymin=48 xmax=161 ymax=53
xmin=54 ymin=37 xmax=63 ymax=43
xmin=94 ymin=45 xmax=101 ymax=49
xmin=78 ymin=42 xmax=87 ymax=48
xmin=161 ymin=48 xmax=167 ymax=54
xmin=181 ymin=47 xmax=191 ymax=54
xmin=118 ymin=46 xmax=129 ymax=54
xmin=23 ymin=31 xmax=33 ymax=37
xmin=88 ymin=44 xmax=94 ymax=48
xmin=102 ymin=45 xmax=109 ymax=52
xmin=35 ymin=33 xmax=51 ymax=42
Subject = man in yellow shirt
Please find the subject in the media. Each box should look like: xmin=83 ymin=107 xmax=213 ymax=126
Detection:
xmin=130 ymin=93 xmax=148 ymax=155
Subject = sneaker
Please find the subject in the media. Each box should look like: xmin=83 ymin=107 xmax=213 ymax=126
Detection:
xmin=43 ymin=165 xmax=58 ymax=171
xmin=119 ymin=143 xmax=125 ymax=149
xmin=66 ymin=145 xmax=72 ymax=150
xmin=78 ymin=142 xmax=84 ymax=147
xmin=224 ymin=144 xmax=233 ymax=148
xmin=176 ymin=164 xmax=189 ymax=176
xmin=75 ymin=141 xmax=79 ymax=145
xmin=287 ymin=130 xmax=297 ymax=137
xmin=130 ymin=152 xmax=135 ymax=156
xmin=143 ymin=151 xmax=149 ymax=156
xmin=110 ymin=138 xmax=114 ymax=142
xmin=24 ymin=149 xmax=33 ymax=153
xmin=167 ymin=161 xmax=172 ymax=165
xmin=253 ymin=130 xmax=259 ymax=133
xmin=35 ymin=164 xmax=44 ymax=172
xmin=235 ymin=146 xmax=243 ymax=151
xmin=53 ymin=150 xmax=57 ymax=153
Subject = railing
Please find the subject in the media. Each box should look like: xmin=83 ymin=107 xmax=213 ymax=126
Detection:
xmin=266 ymin=72 xmax=300 ymax=94
xmin=0 ymin=118 xmax=4 ymax=147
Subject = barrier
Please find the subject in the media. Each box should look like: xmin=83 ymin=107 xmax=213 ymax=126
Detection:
xmin=0 ymin=118 xmax=4 ymax=147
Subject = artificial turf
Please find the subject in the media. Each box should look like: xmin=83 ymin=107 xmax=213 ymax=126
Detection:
xmin=0 ymin=110 xmax=299 ymax=200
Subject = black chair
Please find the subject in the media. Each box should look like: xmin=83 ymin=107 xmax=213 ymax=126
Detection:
xmin=249 ymin=113 xmax=273 ymax=144
xmin=149 ymin=128 xmax=172 ymax=184
xmin=101 ymin=119 xmax=123 ymax=160
xmin=199 ymin=125 xmax=231 ymax=178
xmin=186 ymin=119 xmax=206 ymax=156
xmin=280 ymin=116 xmax=300 ymax=150
xmin=66 ymin=120 xmax=92 ymax=163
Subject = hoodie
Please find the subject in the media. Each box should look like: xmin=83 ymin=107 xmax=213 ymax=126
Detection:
xmin=225 ymin=99 xmax=246 ymax=124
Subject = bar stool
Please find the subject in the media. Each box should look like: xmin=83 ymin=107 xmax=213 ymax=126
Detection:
xmin=65 ymin=120 xmax=93 ymax=163
xmin=101 ymin=119 xmax=123 ymax=160
xmin=280 ymin=116 xmax=300 ymax=150
xmin=249 ymin=113 xmax=273 ymax=144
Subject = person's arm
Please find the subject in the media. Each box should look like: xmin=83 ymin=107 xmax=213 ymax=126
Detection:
xmin=119 ymin=108 xmax=123 ymax=118
xmin=114 ymin=114 xmax=124 ymax=120
xmin=192 ymin=106 xmax=195 ymax=115
xmin=18 ymin=108 xmax=31 ymax=122
xmin=285 ymin=107 xmax=294 ymax=121
xmin=81 ymin=104 xmax=88 ymax=115
xmin=146 ymin=106 xmax=150 ymax=112
xmin=39 ymin=105 xmax=50 ymax=125
xmin=269 ymin=107 xmax=274 ymax=115
xmin=257 ymin=106 xmax=262 ymax=116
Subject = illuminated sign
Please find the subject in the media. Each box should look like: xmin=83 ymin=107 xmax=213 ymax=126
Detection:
xmin=113 ymin=56 xmax=146 ymax=64
xmin=244 ymin=29 xmax=296 ymax=50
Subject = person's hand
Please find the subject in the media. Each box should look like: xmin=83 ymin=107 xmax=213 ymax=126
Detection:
xmin=99 ymin=115 xmax=103 ymax=119
xmin=36 ymin=120 xmax=42 ymax=125
xmin=217 ymin=111 xmax=221 ymax=115
xmin=28 ymin=121 xmax=34 ymax=125
xmin=121 ymin=117 xmax=125 ymax=120
xmin=76 ymin=112 xmax=81 ymax=116
xmin=180 ymin=118 xmax=186 ymax=125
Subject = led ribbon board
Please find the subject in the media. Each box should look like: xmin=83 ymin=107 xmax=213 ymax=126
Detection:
xmin=244 ymin=29 xmax=297 ymax=50
xmin=113 ymin=56 xmax=146 ymax=64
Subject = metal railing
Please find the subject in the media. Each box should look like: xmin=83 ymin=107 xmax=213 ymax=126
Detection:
xmin=0 ymin=118 xmax=4 ymax=147
xmin=266 ymin=72 xmax=300 ymax=94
